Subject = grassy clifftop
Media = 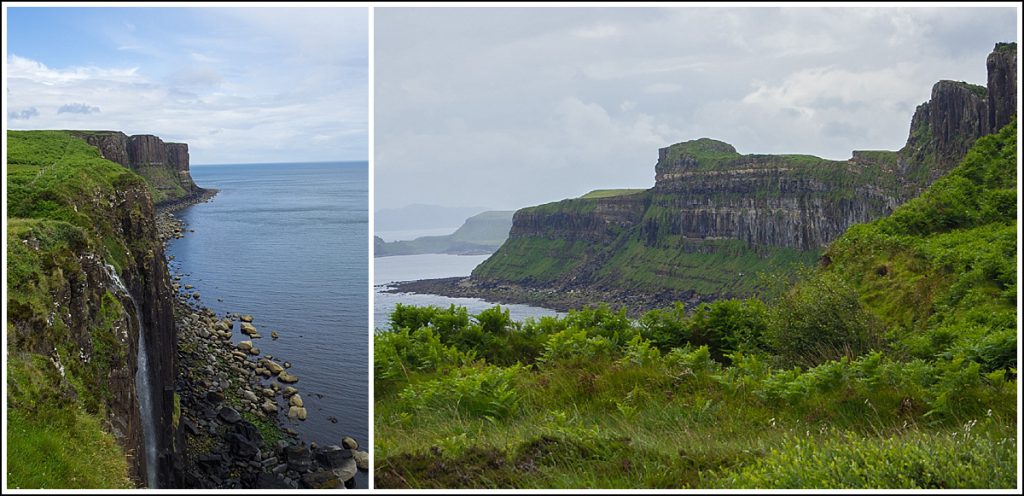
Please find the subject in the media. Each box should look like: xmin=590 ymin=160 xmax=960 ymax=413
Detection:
xmin=6 ymin=130 xmax=158 ymax=488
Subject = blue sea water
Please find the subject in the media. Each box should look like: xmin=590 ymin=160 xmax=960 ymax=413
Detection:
xmin=165 ymin=162 xmax=368 ymax=487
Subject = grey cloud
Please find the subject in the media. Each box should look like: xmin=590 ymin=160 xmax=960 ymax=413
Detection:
xmin=57 ymin=103 xmax=101 ymax=114
xmin=375 ymin=7 xmax=1015 ymax=211
xmin=8 ymin=107 xmax=39 ymax=120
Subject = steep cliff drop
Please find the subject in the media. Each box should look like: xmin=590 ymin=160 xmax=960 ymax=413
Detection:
xmin=6 ymin=130 xmax=190 ymax=488
xmin=104 ymin=264 xmax=158 ymax=487
xmin=70 ymin=131 xmax=215 ymax=209
xmin=439 ymin=43 xmax=1017 ymax=313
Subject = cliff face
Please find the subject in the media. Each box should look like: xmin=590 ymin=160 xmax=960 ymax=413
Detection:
xmin=6 ymin=131 xmax=182 ymax=487
xmin=73 ymin=131 xmax=203 ymax=206
xmin=473 ymin=43 xmax=1016 ymax=302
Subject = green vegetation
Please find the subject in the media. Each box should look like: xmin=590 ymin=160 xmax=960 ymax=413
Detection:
xmin=6 ymin=130 xmax=154 ymax=487
xmin=660 ymin=138 xmax=740 ymax=170
xmin=375 ymin=121 xmax=1018 ymax=489
xmin=579 ymin=189 xmax=646 ymax=199
xmin=7 ymin=407 xmax=134 ymax=489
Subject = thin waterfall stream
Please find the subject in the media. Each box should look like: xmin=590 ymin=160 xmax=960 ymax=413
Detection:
xmin=105 ymin=265 xmax=159 ymax=488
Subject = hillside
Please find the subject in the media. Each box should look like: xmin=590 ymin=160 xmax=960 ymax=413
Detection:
xmin=373 ymin=118 xmax=1018 ymax=489
xmin=465 ymin=43 xmax=1016 ymax=310
xmin=375 ymin=210 xmax=514 ymax=257
xmin=6 ymin=130 xmax=181 ymax=487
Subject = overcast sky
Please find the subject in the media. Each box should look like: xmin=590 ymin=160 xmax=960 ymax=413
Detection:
xmin=376 ymin=6 xmax=1018 ymax=211
xmin=5 ymin=7 xmax=368 ymax=164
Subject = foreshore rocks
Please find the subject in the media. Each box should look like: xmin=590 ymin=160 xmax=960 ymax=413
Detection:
xmin=160 ymin=212 xmax=366 ymax=488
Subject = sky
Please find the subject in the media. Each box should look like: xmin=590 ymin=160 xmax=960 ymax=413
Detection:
xmin=5 ymin=7 xmax=368 ymax=164
xmin=375 ymin=6 xmax=1018 ymax=211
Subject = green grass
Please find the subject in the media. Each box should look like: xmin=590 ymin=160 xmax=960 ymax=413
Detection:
xmin=579 ymin=189 xmax=646 ymax=199
xmin=7 ymin=407 xmax=134 ymax=489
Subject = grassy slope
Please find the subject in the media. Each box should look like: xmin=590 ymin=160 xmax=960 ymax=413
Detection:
xmin=6 ymin=130 xmax=140 ymax=488
xmin=374 ymin=121 xmax=1018 ymax=489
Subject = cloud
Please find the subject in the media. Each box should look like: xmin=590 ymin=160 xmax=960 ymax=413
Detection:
xmin=375 ymin=7 xmax=1016 ymax=210
xmin=5 ymin=8 xmax=367 ymax=164
xmin=8 ymin=107 xmax=39 ymax=120
xmin=57 ymin=103 xmax=101 ymax=114
xmin=571 ymin=23 xmax=621 ymax=39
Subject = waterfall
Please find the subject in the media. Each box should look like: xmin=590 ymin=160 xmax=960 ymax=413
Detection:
xmin=104 ymin=264 xmax=159 ymax=488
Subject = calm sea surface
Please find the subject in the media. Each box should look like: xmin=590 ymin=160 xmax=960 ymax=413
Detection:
xmin=166 ymin=162 xmax=368 ymax=488
xmin=374 ymin=251 xmax=562 ymax=330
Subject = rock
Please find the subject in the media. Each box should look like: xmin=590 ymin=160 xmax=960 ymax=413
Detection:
xmin=342 ymin=437 xmax=358 ymax=450
xmin=284 ymin=444 xmax=312 ymax=473
xmin=193 ymin=292 xmax=201 ymax=299
xmin=206 ymin=391 xmax=225 ymax=404
xmin=243 ymin=390 xmax=259 ymax=402
xmin=240 ymin=322 xmax=257 ymax=335
xmin=249 ymin=347 xmax=260 ymax=356
xmin=261 ymin=400 xmax=278 ymax=414
xmin=264 ymin=360 xmax=285 ymax=374
xmin=310 ymin=441 xmax=319 ymax=451
xmin=256 ymin=472 xmax=291 ymax=489
xmin=316 ymin=445 xmax=351 ymax=469
xmin=282 ymin=386 xmax=298 ymax=397
xmin=288 ymin=405 xmax=301 ymax=419
xmin=184 ymin=284 xmax=193 ymax=289
xmin=300 ymin=470 xmax=341 ymax=489
xmin=332 ymin=458 xmax=358 ymax=482
xmin=283 ymin=362 xmax=291 ymax=369
xmin=353 ymin=450 xmax=369 ymax=471
xmin=271 ymin=463 xmax=289 ymax=475
xmin=240 ymin=314 xmax=254 ymax=323
xmin=226 ymin=432 xmax=260 ymax=459
xmin=278 ymin=371 xmax=299 ymax=383
xmin=262 ymin=388 xmax=276 ymax=398
xmin=237 ymin=340 xmax=253 ymax=352
xmin=289 ymin=394 xmax=304 ymax=408
xmin=271 ymin=331 xmax=279 ymax=340
xmin=297 ymin=407 xmax=307 ymax=421
xmin=218 ymin=407 xmax=241 ymax=424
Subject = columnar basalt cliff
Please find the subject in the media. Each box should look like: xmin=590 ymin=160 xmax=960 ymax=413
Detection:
xmin=72 ymin=131 xmax=207 ymax=206
xmin=465 ymin=43 xmax=1016 ymax=309
xmin=7 ymin=131 xmax=185 ymax=487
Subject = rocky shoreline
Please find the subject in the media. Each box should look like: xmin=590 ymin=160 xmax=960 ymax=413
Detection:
xmin=157 ymin=208 xmax=368 ymax=489
xmin=385 ymin=277 xmax=716 ymax=318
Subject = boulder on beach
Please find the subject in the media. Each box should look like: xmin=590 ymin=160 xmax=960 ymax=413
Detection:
xmin=264 ymin=360 xmax=285 ymax=375
xmin=184 ymin=284 xmax=193 ymax=290
xmin=342 ymin=436 xmax=358 ymax=450
xmin=249 ymin=347 xmax=260 ymax=356
xmin=289 ymin=394 xmax=304 ymax=408
xmin=192 ymin=292 xmax=201 ymax=299
xmin=261 ymin=399 xmax=278 ymax=413
xmin=278 ymin=371 xmax=299 ymax=384
xmin=237 ymin=341 xmax=253 ymax=352
xmin=240 ymin=314 xmax=254 ymax=323
xmin=282 ymin=386 xmax=298 ymax=397
xmin=271 ymin=331 xmax=279 ymax=340
xmin=240 ymin=322 xmax=257 ymax=335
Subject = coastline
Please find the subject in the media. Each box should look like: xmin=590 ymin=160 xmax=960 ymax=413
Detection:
xmin=385 ymin=276 xmax=717 ymax=318
xmin=157 ymin=197 xmax=368 ymax=489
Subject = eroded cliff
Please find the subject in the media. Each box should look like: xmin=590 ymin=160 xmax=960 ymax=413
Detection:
xmin=7 ymin=131 xmax=182 ymax=487
xmin=471 ymin=43 xmax=1016 ymax=306
xmin=71 ymin=131 xmax=206 ymax=206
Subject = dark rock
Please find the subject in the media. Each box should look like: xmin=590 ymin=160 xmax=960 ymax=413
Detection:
xmin=206 ymin=391 xmax=225 ymax=404
xmin=256 ymin=472 xmax=291 ymax=489
xmin=226 ymin=432 xmax=259 ymax=459
xmin=218 ymin=406 xmax=241 ymax=424
xmin=315 ymin=445 xmax=351 ymax=469
xmin=301 ymin=470 xmax=342 ymax=489
xmin=285 ymin=444 xmax=312 ymax=473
